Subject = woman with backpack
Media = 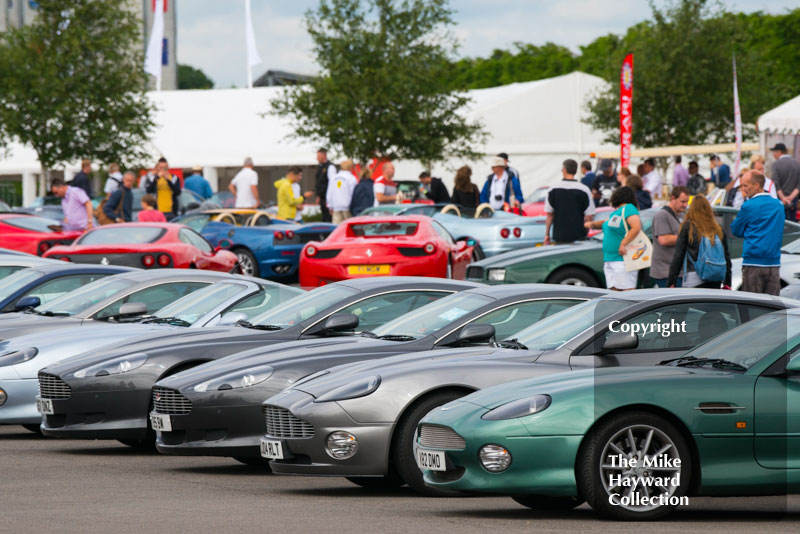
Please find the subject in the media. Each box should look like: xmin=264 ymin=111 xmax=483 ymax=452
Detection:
xmin=667 ymin=195 xmax=731 ymax=289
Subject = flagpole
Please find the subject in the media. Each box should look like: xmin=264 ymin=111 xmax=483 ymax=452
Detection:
xmin=247 ymin=66 xmax=253 ymax=89
xmin=244 ymin=0 xmax=261 ymax=89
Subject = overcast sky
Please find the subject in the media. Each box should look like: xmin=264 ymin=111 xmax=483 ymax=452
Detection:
xmin=175 ymin=0 xmax=798 ymax=88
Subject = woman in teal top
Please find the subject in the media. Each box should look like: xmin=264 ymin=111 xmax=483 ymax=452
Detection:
xmin=585 ymin=186 xmax=642 ymax=290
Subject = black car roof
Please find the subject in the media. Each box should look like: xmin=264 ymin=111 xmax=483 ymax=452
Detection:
xmin=468 ymin=283 xmax=607 ymax=300
xmin=335 ymin=277 xmax=482 ymax=291
xmin=598 ymin=288 xmax=798 ymax=308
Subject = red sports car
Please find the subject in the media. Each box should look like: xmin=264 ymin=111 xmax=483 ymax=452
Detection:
xmin=521 ymin=186 xmax=550 ymax=217
xmin=44 ymin=223 xmax=238 ymax=272
xmin=0 ymin=213 xmax=83 ymax=256
xmin=299 ymin=215 xmax=474 ymax=287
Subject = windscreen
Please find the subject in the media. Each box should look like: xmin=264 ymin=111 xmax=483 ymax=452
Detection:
xmin=152 ymin=282 xmax=248 ymax=324
xmin=249 ymin=284 xmax=360 ymax=329
xmin=0 ymin=268 xmax=48 ymax=301
xmin=349 ymin=222 xmax=418 ymax=237
xmin=371 ymin=292 xmax=493 ymax=339
xmin=77 ymin=226 xmax=165 ymax=245
xmin=3 ymin=216 xmax=63 ymax=233
xmin=36 ymin=277 xmax=137 ymax=316
xmin=0 ymin=265 xmax=29 ymax=280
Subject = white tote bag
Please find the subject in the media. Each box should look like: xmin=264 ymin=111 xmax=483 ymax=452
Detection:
xmin=621 ymin=206 xmax=653 ymax=272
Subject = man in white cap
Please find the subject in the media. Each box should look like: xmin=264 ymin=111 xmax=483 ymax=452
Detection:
xmin=480 ymin=155 xmax=523 ymax=210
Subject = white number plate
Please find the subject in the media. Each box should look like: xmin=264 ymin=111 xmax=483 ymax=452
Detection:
xmin=416 ymin=448 xmax=446 ymax=471
xmin=260 ymin=439 xmax=284 ymax=459
xmin=36 ymin=397 xmax=54 ymax=415
xmin=150 ymin=413 xmax=172 ymax=432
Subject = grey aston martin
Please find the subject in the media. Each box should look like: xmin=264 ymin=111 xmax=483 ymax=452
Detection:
xmin=263 ymin=289 xmax=798 ymax=494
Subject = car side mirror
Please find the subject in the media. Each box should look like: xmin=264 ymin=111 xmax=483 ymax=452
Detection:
xmin=218 ymin=311 xmax=249 ymax=326
xmin=457 ymin=323 xmax=496 ymax=344
xmin=786 ymin=354 xmax=800 ymax=373
xmin=118 ymin=302 xmax=148 ymax=318
xmin=322 ymin=313 xmax=360 ymax=332
xmin=601 ymin=331 xmax=638 ymax=352
xmin=215 ymin=238 xmax=233 ymax=253
xmin=14 ymin=296 xmax=41 ymax=311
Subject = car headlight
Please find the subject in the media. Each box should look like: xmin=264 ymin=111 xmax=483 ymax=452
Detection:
xmin=314 ymin=376 xmax=380 ymax=402
xmin=193 ymin=365 xmax=274 ymax=393
xmin=0 ymin=347 xmax=38 ymax=367
xmin=481 ymin=394 xmax=551 ymax=420
xmin=487 ymin=268 xmax=506 ymax=282
xmin=479 ymin=444 xmax=512 ymax=472
xmin=74 ymin=352 xmax=148 ymax=378
xmin=325 ymin=431 xmax=358 ymax=459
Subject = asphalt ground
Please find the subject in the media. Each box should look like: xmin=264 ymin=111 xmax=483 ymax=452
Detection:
xmin=1 ymin=425 xmax=798 ymax=533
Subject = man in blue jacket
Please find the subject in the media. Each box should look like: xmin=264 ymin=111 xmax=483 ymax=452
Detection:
xmin=731 ymin=171 xmax=783 ymax=295
xmin=480 ymin=156 xmax=523 ymax=211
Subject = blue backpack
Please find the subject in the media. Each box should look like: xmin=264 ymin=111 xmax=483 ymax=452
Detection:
xmin=684 ymin=235 xmax=726 ymax=282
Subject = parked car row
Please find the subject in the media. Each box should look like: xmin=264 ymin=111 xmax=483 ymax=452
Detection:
xmin=0 ymin=256 xmax=797 ymax=522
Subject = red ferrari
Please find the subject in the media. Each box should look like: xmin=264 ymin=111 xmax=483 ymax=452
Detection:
xmin=44 ymin=223 xmax=238 ymax=272
xmin=299 ymin=215 xmax=474 ymax=287
xmin=0 ymin=213 xmax=82 ymax=256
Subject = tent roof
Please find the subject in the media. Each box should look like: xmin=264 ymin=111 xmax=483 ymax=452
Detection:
xmin=758 ymin=93 xmax=800 ymax=134
xmin=0 ymin=71 xmax=616 ymax=175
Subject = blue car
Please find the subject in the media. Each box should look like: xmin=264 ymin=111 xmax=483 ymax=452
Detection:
xmin=361 ymin=203 xmax=546 ymax=258
xmin=0 ymin=263 xmax=134 ymax=313
xmin=174 ymin=209 xmax=336 ymax=279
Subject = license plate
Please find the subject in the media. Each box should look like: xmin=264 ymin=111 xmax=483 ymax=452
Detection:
xmin=35 ymin=397 xmax=54 ymax=415
xmin=347 ymin=264 xmax=390 ymax=275
xmin=150 ymin=413 xmax=172 ymax=432
xmin=260 ymin=439 xmax=284 ymax=459
xmin=416 ymin=448 xmax=446 ymax=471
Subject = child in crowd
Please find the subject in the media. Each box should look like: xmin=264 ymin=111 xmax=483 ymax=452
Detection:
xmin=137 ymin=194 xmax=167 ymax=222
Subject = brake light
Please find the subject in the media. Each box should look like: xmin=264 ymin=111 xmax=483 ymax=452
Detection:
xmin=59 ymin=256 xmax=71 ymax=262
xmin=38 ymin=242 xmax=50 ymax=254
xmin=274 ymin=231 xmax=284 ymax=240
xmin=142 ymin=254 xmax=155 ymax=267
xmin=157 ymin=254 xmax=171 ymax=266
xmin=285 ymin=230 xmax=295 ymax=239
xmin=423 ymin=242 xmax=436 ymax=254
xmin=513 ymin=227 xmax=522 ymax=238
xmin=500 ymin=228 xmax=510 ymax=239
xmin=306 ymin=245 xmax=317 ymax=257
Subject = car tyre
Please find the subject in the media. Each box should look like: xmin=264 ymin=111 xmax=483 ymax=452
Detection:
xmin=345 ymin=475 xmax=404 ymax=490
xmin=392 ymin=390 xmax=466 ymax=496
xmin=234 ymin=247 xmax=259 ymax=277
xmin=577 ymin=411 xmax=692 ymax=521
xmin=511 ymin=494 xmax=584 ymax=510
xmin=547 ymin=267 xmax=598 ymax=287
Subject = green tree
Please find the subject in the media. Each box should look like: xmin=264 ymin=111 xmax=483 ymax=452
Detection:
xmin=584 ymin=0 xmax=778 ymax=149
xmin=178 ymin=64 xmax=215 ymax=90
xmin=0 ymin=0 xmax=155 ymax=182
xmin=271 ymin=0 xmax=484 ymax=164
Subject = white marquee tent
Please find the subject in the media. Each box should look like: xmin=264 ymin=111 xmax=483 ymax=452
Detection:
xmin=3 ymin=71 xmax=618 ymax=204
xmin=758 ymin=93 xmax=800 ymax=160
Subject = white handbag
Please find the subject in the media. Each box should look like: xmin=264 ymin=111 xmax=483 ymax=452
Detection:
xmin=621 ymin=206 xmax=653 ymax=272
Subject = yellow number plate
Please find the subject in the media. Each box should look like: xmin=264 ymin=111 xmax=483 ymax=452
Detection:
xmin=347 ymin=264 xmax=390 ymax=275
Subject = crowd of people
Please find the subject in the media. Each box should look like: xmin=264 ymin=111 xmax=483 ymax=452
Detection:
xmin=546 ymin=144 xmax=800 ymax=296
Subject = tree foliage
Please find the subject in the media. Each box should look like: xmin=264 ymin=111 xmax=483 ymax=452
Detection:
xmin=271 ymin=0 xmax=485 ymax=164
xmin=178 ymin=64 xmax=214 ymax=90
xmin=0 ymin=0 xmax=155 ymax=173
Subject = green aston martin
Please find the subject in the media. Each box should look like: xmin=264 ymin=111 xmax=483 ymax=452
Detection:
xmin=466 ymin=206 xmax=800 ymax=286
xmin=418 ymin=308 xmax=800 ymax=520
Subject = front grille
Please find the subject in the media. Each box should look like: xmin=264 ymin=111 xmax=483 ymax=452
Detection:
xmin=152 ymin=387 xmax=192 ymax=415
xmin=466 ymin=266 xmax=484 ymax=280
xmin=419 ymin=424 xmax=466 ymax=450
xmin=263 ymin=405 xmax=314 ymax=438
xmin=38 ymin=372 xmax=71 ymax=399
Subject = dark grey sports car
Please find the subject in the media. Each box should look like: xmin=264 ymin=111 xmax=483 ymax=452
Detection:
xmin=38 ymin=277 xmax=479 ymax=446
xmin=150 ymin=284 xmax=606 ymax=464
xmin=263 ymin=289 xmax=799 ymax=494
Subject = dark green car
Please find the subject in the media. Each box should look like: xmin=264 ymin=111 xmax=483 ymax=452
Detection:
xmin=466 ymin=206 xmax=800 ymax=287
xmin=419 ymin=308 xmax=800 ymax=520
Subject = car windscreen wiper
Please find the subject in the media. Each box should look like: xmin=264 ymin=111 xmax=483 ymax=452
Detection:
xmin=498 ymin=338 xmax=528 ymax=350
xmin=141 ymin=316 xmax=192 ymax=327
xmin=235 ymin=320 xmax=283 ymax=331
xmin=659 ymin=355 xmax=746 ymax=371
xmin=377 ymin=334 xmax=417 ymax=341
xmin=360 ymin=331 xmax=377 ymax=338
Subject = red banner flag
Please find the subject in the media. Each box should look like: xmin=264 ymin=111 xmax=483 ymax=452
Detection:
xmin=620 ymin=54 xmax=633 ymax=168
